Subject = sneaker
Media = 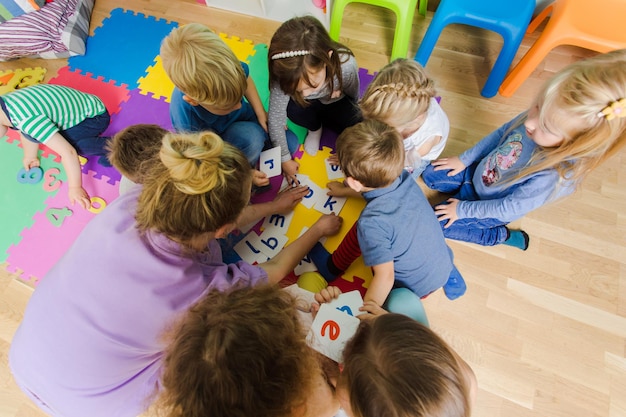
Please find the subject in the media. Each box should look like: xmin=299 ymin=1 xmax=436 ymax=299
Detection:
xmin=443 ymin=266 xmax=466 ymax=300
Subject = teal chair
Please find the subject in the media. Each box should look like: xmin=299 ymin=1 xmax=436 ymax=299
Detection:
xmin=414 ymin=0 xmax=535 ymax=98
xmin=329 ymin=0 xmax=428 ymax=60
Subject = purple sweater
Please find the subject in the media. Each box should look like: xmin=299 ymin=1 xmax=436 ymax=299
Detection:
xmin=9 ymin=188 xmax=267 ymax=417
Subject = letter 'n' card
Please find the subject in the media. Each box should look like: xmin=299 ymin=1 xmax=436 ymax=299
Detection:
xmin=308 ymin=303 xmax=360 ymax=362
xmin=259 ymin=146 xmax=282 ymax=177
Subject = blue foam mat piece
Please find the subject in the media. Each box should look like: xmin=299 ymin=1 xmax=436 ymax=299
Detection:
xmin=68 ymin=8 xmax=178 ymax=89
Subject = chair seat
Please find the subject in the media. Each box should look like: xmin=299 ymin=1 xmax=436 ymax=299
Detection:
xmin=414 ymin=0 xmax=535 ymax=98
xmin=499 ymin=0 xmax=626 ymax=97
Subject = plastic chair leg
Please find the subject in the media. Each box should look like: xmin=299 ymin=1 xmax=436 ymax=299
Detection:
xmin=329 ymin=0 xmax=349 ymax=40
xmin=390 ymin=11 xmax=414 ymax=59
xmin=418 ymin=0 xmax=428 ymax=16
xmin=499 ymin=39 xmax=555 ymax=97
xmin=482 ymin=35 xmax=523 ymax=97
xmin=414 ymin=20 xmax=443 ymax=66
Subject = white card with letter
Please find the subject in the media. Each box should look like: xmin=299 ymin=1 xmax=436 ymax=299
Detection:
xmin=259 ymin=146 xmax=282 ymax=177
xmin=325 ymin=290 xmax=364 ymax=317
xmin=308 ymin=303 xmax=360 ymax=362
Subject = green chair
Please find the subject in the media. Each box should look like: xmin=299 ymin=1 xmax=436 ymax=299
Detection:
xmin=329 ymin=0 xmax=428 ymax=60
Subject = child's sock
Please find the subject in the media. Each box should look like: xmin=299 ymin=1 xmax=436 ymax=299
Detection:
xmin=303 ymin=127 xmax=323 ymax=156
xmin=443 ymin=265 xmax=466 ymax=300
xmin=308 ymin=242 xmax=343 ymax=282
xmin=503 ymin=229 xmax=530 ymax=250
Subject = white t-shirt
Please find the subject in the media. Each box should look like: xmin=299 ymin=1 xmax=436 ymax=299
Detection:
xmin=403 ymin=97 xmax=450 ymax=170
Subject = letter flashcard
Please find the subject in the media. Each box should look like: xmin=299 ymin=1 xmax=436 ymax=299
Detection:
xmin=294 ymin=254 xmax=318 ymax=275
xmin=314 ymin=194 xmax=347 ymax=215
xmin=234 ymin=232 xmax=269 ymax=264
xmin=261 ymin=211 xmax=294 ymax=235
xmin=325 ymin=290 xmax=364 ymax=317
xmin=295 ymin=174 xmax=325 ymax=209
xmin=308 ymin=303 xmax=360 ymax=362
xmin=325 ymin=158 xmax=344 ymax=180
xmin=259 ymin=146 xmax=282 ymax=177
xmin=257 ymin=228 xmax=289 ymax=258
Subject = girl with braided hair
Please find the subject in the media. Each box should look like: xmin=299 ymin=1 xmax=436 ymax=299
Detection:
xmin=327 ymin=59 xmax=449 ymax=198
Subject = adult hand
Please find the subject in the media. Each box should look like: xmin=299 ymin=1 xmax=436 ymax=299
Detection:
xmin=282 ymin=159 xmax=300 ymax=185
xmin=271 ymin=185 xmax=309 ymax=214
xmin=312 ymin=213 xmax=343 ymax=237
xmin=434 ymin=198 xmax=460 ymax=228
xmin=431 ymin=156 xmax=466 ymax=176
xmin=69 ymin=186 xmax=91 ymax=210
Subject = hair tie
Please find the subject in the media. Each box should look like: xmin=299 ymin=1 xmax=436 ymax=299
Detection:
xmin=271 ymin=50 xmax=311 ymax=60
xmin=597 ymin=98 xmax=626 ymax=120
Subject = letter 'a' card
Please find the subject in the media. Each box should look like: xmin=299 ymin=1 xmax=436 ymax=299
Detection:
xmin=308 ymin=303 xmax=360 ymax=362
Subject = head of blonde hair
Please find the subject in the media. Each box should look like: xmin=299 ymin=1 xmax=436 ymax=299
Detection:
xmin=157 ymin=284 xmax=319 ymax=417
xmin=160 ymin=23 xmax=247 ymax=108
xmin=135 ymin=131 xmax=251 ymax=246
xmin=360 ymin=59 xmax=436 ymax=128
xmin=268 ymin=16 xmax=353 ymax=107
xmin=336 ymin=119 xmax=404 ymax=188
xmin=515 ymin=48 xmax=626 ymax=185
xmin=338 ymin=314 xmax=473 ymax=417
xmin=106 ymin=124 xmax=167 ymax=183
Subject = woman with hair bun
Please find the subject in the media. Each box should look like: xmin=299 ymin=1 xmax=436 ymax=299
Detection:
xmin=9 ymin=131 xmax=342 ymax=417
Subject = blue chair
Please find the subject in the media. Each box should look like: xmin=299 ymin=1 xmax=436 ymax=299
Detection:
xmin=414 ymin=0 xmax=535 ymax=97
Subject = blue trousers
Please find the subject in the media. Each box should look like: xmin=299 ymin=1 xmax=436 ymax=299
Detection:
xmin=422 ymin=163 xmax=509 ymax=246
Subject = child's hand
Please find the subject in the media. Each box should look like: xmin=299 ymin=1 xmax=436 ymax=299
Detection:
xmin=311 ymin=286 xmax=342 ymax=315
xmin=69 ymin=186 xmax=91 ymax=210
xmin=431 ymin=156 xmax=466 ymax=176
xmin=327 ymin=154 xmax=339 ymax=166
xmin=23 ymin=157 xmax=40 ymax=170
xmin=271 ymin=184 xmax=309 ymax=214
xmin=252 ymin=169 xmax=270 ymax=187
xmin=326 ymin=181 xmax=351 ymax=197
xmin=434 ymin=198 xmax=460 ymax=227
xmin=358 ymin=300 xmax=388 ymax=320
xmin=282 ymin=159 xmax=300 ymax=185
xmin=330 ymin=89 xmax=341 ymax=99
xmin=312 ymin=213 xmax=343 ymax=237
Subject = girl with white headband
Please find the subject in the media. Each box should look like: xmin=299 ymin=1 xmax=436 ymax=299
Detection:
xmin=268 ymin=16 xmax=362 ymax=184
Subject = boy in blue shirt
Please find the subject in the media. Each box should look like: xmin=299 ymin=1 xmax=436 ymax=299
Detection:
xmin=308 ymin=120 xmax=466 ymax=317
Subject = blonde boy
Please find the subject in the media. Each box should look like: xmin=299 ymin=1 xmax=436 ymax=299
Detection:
xmin=160 ymin=24 xmax=269 ymax=166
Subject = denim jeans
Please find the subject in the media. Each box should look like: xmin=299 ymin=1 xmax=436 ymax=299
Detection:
xmin=49 ymin=112 xmax=111 ymax=157
xmin=422 ymin=162 xmax=509 ymax=246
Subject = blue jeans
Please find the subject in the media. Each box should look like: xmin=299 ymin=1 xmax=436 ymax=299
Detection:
xmin=384 ymin=288 xmax=429 ymax=327
xmin=422 ymin=163 xmax=509 ymax=246
xmin=223 ymin=122 xmax=300 ymax=167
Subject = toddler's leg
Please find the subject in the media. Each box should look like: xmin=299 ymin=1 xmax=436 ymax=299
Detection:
xmin=303 ymin=128 xmax=323 ymax=156
xmin=441 ymin=217 xmax=509 ymax=246
xmin=383 ymin=288 xmax=429 ymax=326
xmin=503 ymin=228 xmax=530 ymax=250
xmin=62 ymin=112 xmax=111 ymax=162
xmin=287 ymin=99 xmax=323 ymax=155
xmin=422 ymin=162 xmax=471 ymax=194
xmin=308 ymin=222 xmax=361 ymax=281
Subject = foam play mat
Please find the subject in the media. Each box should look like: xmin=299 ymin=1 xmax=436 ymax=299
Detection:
xmin=1 ymin=9 xmax=376 ymax=294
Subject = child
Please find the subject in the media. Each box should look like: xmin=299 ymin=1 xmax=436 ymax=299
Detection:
xmin=0 ymin=84 xmax=111 ymax=209
xmin=9 ymin=130 xmax=342 ymax=417
xmin=160 ymin=23 xmax=292 ymax=167
xmin=309 ymin=120 xmax=467 ymax=312
xmin=421 ymin=49 xmax=626 ymax=250
xmin=107 ymin=124 xmax=311 ymax=228
xmin=330 ymin=58 xmax=448 ymax=188
xmin=336 ymin=310 xmax=476 ymax=417
xmin=157 ymin=284 xmax=340 ymax=417
xmin=268 ymin=16 xmax=362 ymax=184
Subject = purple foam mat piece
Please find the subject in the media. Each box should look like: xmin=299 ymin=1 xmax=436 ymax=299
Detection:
xmin=103 ymin=89 xmax=174 ymax=137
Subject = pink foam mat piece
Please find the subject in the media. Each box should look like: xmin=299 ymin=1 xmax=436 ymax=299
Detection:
xmin=48 ymin=66 xmax=131 ymax=116
xmin=6 ymin=170 xmax=120 ymax=284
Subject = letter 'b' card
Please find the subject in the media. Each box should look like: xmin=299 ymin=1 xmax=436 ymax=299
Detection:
xmin=308 ymin=303 xmax=360 ymax=362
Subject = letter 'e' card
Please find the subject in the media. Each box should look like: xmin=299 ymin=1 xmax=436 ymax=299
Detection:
xmin=308 ymin=303 xmax=360 ymax=362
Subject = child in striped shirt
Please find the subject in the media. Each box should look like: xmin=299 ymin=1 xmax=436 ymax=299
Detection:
xmin=0 ymin=84 xmax=112 ymax=209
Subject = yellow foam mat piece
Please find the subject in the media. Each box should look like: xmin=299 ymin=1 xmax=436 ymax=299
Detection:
xmin=285 ymin=146 xmax=372 ymax=288
xmin=0 ymin=67 xmax=47 ymax=94
xmin=219 ymin=33 xmax=256 ymax=63
xmin=137 ymin=56 xmax=175 ymax=102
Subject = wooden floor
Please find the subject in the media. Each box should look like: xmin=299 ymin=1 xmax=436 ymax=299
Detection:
xmin=1 ymin=1 xmax=625 ymax=416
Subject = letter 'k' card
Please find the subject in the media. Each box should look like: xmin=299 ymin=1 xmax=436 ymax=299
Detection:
xmin=308 ymin=303 xmax=360 ymax=362
xmin=259 ymin=146 xmax=282 ymax=177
